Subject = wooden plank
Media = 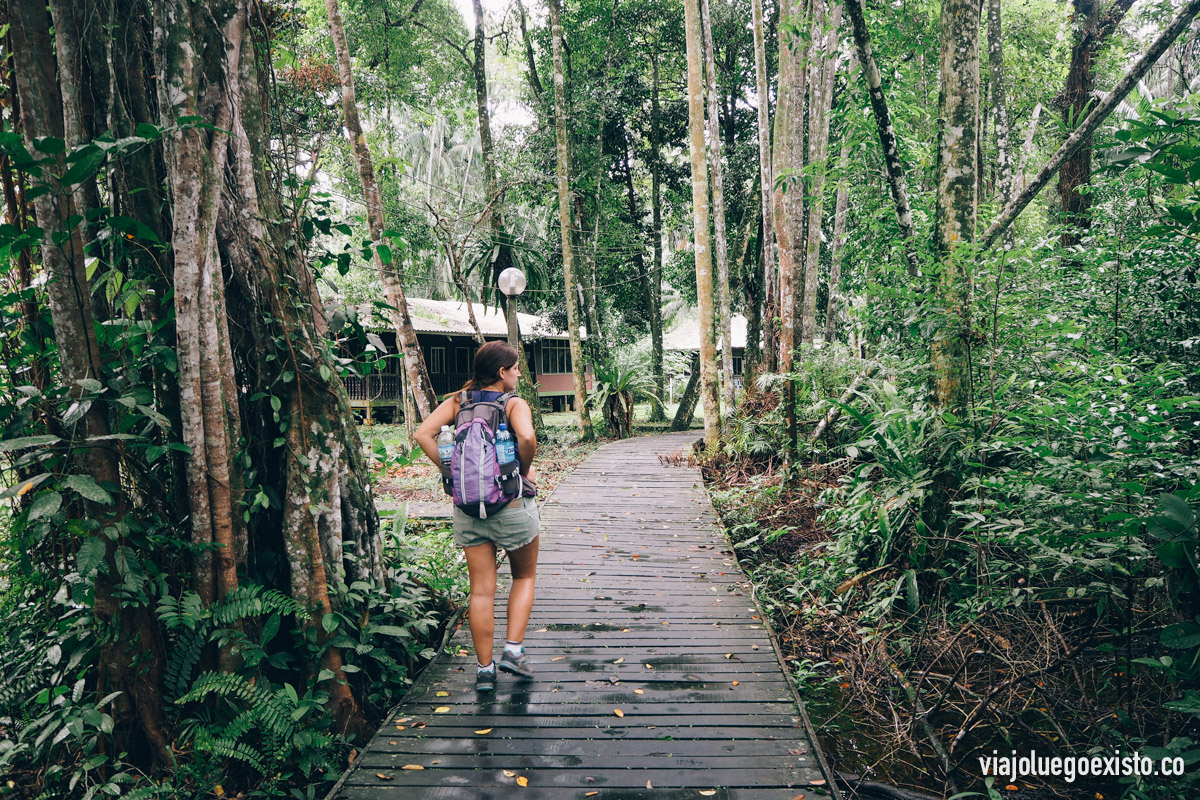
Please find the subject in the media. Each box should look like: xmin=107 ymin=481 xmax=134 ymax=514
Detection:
xmin=333 ymin=433 xmax=829 ymax=800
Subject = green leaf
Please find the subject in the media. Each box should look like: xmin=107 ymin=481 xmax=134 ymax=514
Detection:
xmin=60 ymin=145 xmax=106 ymax=186
xmin=64 ymin=474 xmax=114 ymax=505
xmin=77 ymin=538 xmax=107 ymax=577
xmin=1162 ymin=622 xmax=1200 ymax=651
xmin=28 ymin=491 xmax=62 ymax=522
xmin=321 ymin=613 xmax=339 ymax=633
xmin=371 ymin=625 xmax=412 ymax=639
xmin=1160 ymin=493 xmax=1197 ymax=532
xmin=0 ymin=434 xmax=61 ymax=453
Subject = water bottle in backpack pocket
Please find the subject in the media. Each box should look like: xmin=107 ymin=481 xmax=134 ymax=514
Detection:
xmin=448 ymin=391 xmax=522 ymax=519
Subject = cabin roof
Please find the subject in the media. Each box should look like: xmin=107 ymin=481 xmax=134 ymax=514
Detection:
xmin=661 ymin=310 xmax=748 ymax=351
xmin=358 ymin=297 xmax=573 ymax=340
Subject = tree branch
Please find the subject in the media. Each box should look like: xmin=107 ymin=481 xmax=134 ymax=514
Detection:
xmin=982 ymin=0 xmax=1200 ymax=249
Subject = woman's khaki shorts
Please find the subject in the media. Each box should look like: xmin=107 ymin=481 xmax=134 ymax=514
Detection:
xmin=451 ymin=496 xmax=540 ymax=551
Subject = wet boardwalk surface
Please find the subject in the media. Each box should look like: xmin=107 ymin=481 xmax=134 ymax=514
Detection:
xmin=333 ymin=432 xmax=829 ymax=800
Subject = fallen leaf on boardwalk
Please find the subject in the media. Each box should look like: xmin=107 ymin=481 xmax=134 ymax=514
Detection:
xmin=412 ymin=721 xmax=426 ymax=728
xmin=612 ymin=658 xmax=625 ymax=664
xmin=436 ymin=691 xmax=450 ymax=697
xmin=724 ymin=653 xmax=733 ymax=659
xmin=647 ymin=780 xmax=653 ymax=788
xmin=457 ymin=649 xmax=469 ymax=656
xmin=552 ymin=656 xmax=567 ymax=662
xmin=809 ymin=779 xmax=826 ymax=785
xmin=389 ymin=741 xmax=397 ymax=745
xmin=396 ymin=717 xmax=411 ymax=723
xmin=661 ymin=621 xmax=669 ymax=625
xmin=752 ymin=645 xmax=759 ymax=650
xmin=516 ymin=776 xmax=529 ymax=787
xmin=535 ymin=628 xmax=548 ymax=633
xmin=395 ymin=725 xmax=405 ymax=730
xmin=645 ymin=663 xmax=654 ymax=669
xmin=431 ymin=760 xmax=440 ymax=765
xmin=731 ymin=681 xmax=740 ymax=686
xmin=700 ymin=792 xmax=717 ymax=797
xmin=434 ymin=706 xmax=450 ymax=713
xmin=504 ymin=770 xmax=516 ymax=777
xmin=789 ymin=794 xmax=805 ymax=800
xmin=474 ymin=728 xmax=493 ymax=735
xmin=375 ymin=773 xmax=394 ymax=781
xmin=613 ymin=708 xmax=625 ymax=717
xmin=621 ymin=628 xmax=631 ymax=632
xmin=401 ymin=765 xmax=424 ymax=771
xmin=634 ymin=689 xmax=644 ymax=695
xmin=585 ymin=793 xmax=599 ymax=797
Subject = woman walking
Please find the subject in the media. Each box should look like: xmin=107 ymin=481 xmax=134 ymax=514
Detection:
xmin=415 ymin=341 xmax=540 ymax=692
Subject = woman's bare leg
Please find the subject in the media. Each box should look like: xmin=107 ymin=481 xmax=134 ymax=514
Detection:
xmin=504 ymin=535 xmax=539 ymax=644
xmin=463 ymin=542 xmax=498 ymax=665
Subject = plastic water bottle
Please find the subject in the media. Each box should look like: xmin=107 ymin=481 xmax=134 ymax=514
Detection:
xmin=495 ymin=423 xmax=515 ymax=466
xmin=437 ymin=425 xmax=454 ymax=474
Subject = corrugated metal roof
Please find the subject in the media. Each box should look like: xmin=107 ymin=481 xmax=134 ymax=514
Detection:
xmin=661 ymin=311 xmax=748 ymax=351
xmin=359 ymin=297 xmax=573 ymax=340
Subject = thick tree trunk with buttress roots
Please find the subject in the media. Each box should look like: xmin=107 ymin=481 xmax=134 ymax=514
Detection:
xmin=326 ymin=0 xmax=436 ymax=419
xmin=10 ymin=0 xmax=172 ymax=764
xmin=549 ymin=0 xmax=594 ymax=439
xmin=684 ymin=0 xmax=722 ymax=449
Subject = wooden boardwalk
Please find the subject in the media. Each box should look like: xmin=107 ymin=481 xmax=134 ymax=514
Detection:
xmin=333 ymin=432 xmax=830 ymax=800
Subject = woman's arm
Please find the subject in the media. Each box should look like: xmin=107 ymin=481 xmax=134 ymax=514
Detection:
xmin=506 ymin=397 xmax=537 ymax=479
xmin=414 ymin=396 xmax=460 ymax=467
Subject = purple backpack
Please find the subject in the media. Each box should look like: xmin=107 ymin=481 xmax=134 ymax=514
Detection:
xmin=450 ymin=391 xmax=521 ymax=518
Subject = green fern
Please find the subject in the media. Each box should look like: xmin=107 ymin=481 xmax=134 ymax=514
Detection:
xmin=179 ymin=672 xmax=296 ymax=777
xmin=164 ymin=625 xmax=206 ymax=701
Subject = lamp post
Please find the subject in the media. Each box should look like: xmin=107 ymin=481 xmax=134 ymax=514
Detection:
xmin=498 ymin=266 xmax=527 ymax=348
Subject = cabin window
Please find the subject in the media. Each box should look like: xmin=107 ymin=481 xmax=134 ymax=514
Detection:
xmin=455 ymin=346 xmax=472 ymax=374
xmin=540 ymin=340 xmax=572 ymax=374
xmin=430 ymin=347 xmax=446 ymax=374
xmin=732 ymin=356 xmax=743 ymax=376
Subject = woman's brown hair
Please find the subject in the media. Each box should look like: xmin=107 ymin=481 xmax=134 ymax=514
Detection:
xmin=462 ymin=340 xmax=519 ymax=392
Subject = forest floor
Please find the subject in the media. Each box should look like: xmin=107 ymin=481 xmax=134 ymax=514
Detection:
xmin=700 ymin=448 xmax=1163 ymax=800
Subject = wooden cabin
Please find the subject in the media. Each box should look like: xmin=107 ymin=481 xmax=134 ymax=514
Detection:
xmin=341 ymin=297 xmax=591 ymax=421
xmin=661 ymin=312 xmax=748 ymax=400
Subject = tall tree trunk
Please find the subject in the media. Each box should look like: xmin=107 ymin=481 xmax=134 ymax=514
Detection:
xmin=1057 ymin=0 xmax=1135 ymax=247
xmin=744 ymin=213 xmax=764 ymax=382
xmin=775 ymin=0 xmax=810 ymax=382
xmin=801 ymin=2 xmax=843 ymax=344
xmin=648 ymin=48 xmax=667 ymax=421
xmin=685 ymin=0 xmax=722 ymax=449
xmin=1058 ymin=0 xmax=1099 ymax=247
xmin=326 ymin=0 xmax=436 ymax=419
xmin=844 ymin=0 xmax=920 ymax=276
xmin=549 ymin=0 xmax=594 ymax=438
xmin=931 ymin=0 xmax=981 ymax=413
xmin=751 ymin=0 xmax=778 ymax=374
xmin=825 ymin=64 xmax=853 ymax=342
xmin=701 ymin=0 xmax=735 ymax=411
xmin=987 ymin=0 xmax=1012 ymax=204
xmin=469 ymin=0 xmax=541 ymax=427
